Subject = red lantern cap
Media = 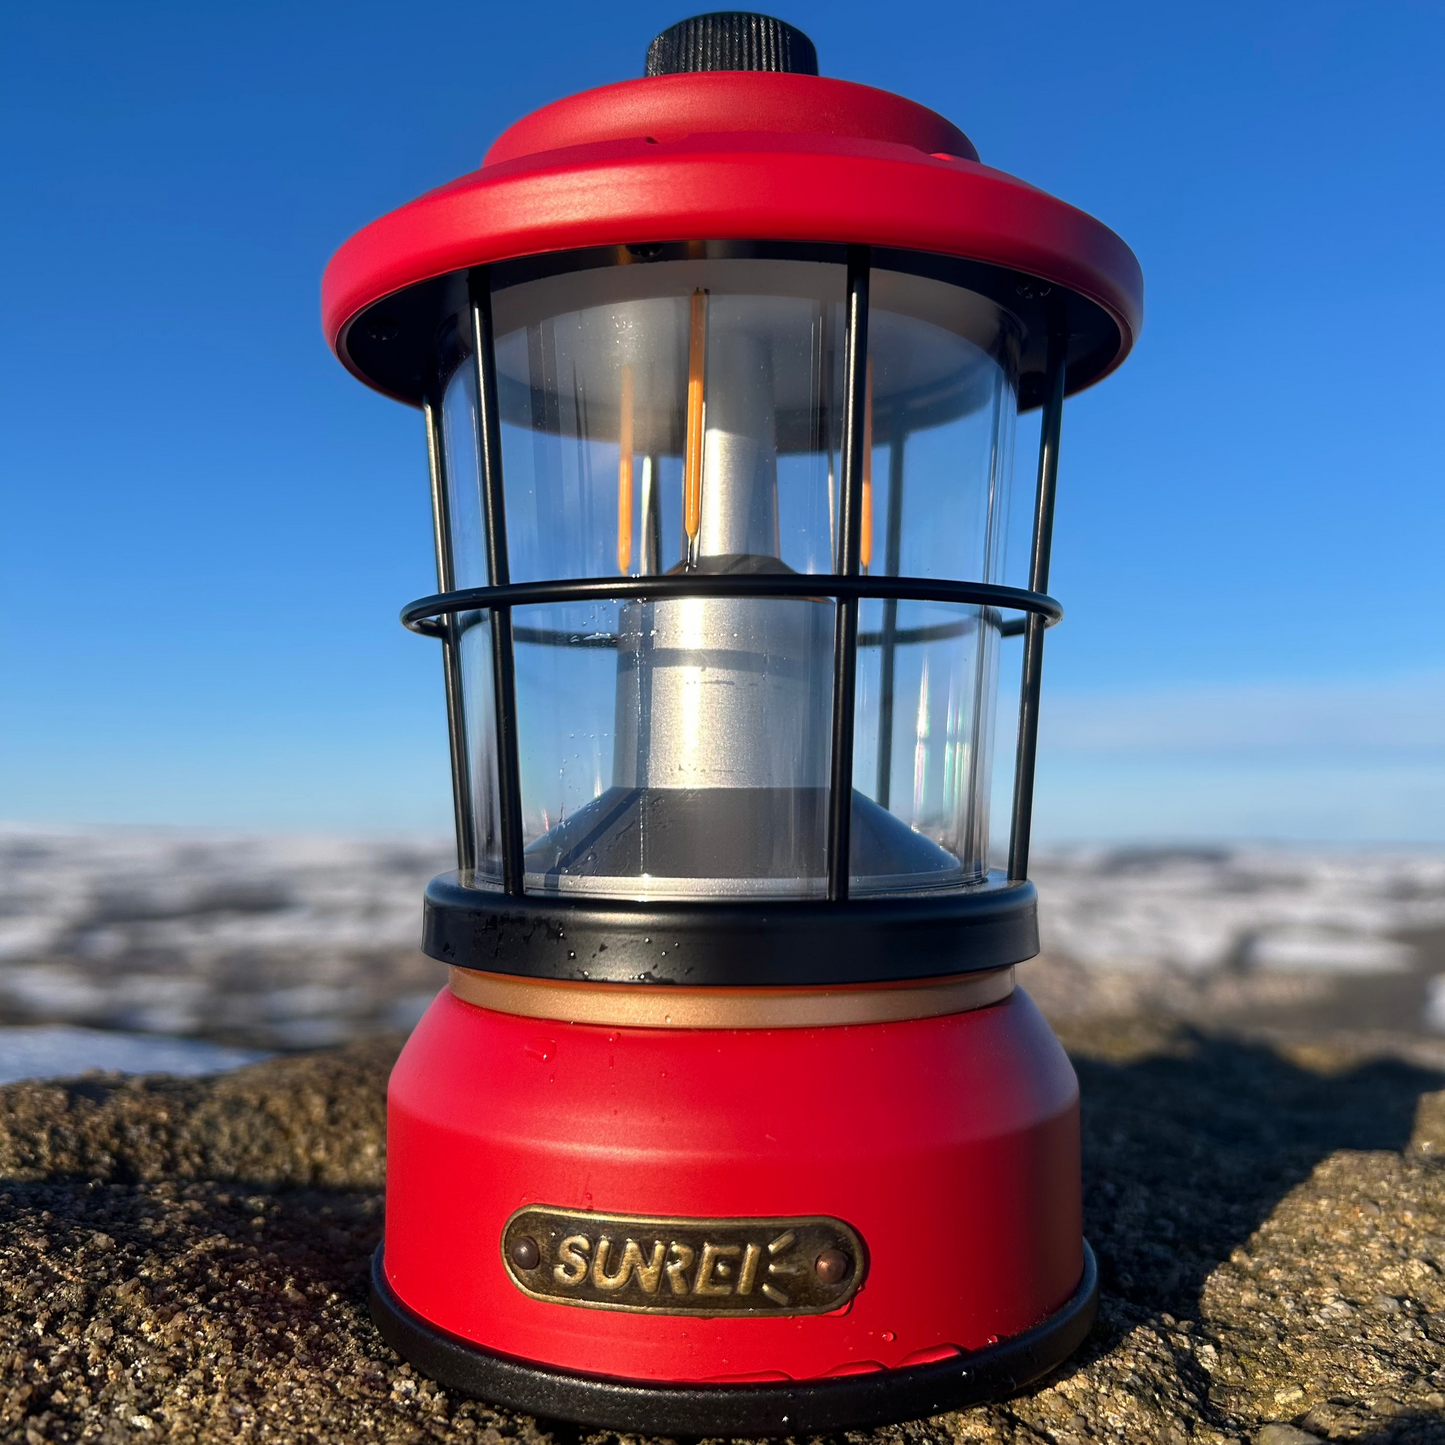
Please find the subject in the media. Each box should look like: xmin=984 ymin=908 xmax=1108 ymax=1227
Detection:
xmin=323 ymin=71 xmax=1142 ymax=405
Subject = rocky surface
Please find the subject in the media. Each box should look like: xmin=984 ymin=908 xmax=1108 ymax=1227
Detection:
xmin=4 ymin=1012 xmax=1445 ymax=1442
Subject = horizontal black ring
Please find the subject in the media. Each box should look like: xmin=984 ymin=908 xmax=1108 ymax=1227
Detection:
xmin=429 ymin=610 xmax=1030 ymax=643
xmin=424 ymin=872 xmax=1038 ymax=985
xmin=401 ymin=574 xmax=1061 ymax=635
xmin=370 ymin=1243 xmax=1098 ymax=1436
xmin=495 ymin=616 xmax=1018 ymax=649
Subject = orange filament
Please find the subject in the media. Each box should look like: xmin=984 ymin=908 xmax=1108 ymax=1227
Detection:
xmin=617 ymin=364 xmax=635 ymax=574
xmin=860 ymin=358 xmax=874 ymax=570
xmin=683 ymin=289 xmax=708 ymax=555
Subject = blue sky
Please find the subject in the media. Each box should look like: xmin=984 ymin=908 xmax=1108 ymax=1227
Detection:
xmin=2 ymin=0 xmax=1442 ymax=843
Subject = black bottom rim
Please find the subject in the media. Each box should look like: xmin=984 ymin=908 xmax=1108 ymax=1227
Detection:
xmin=369 ymin=1242 xmax=1098 ymax=1436
xmin=423 ymin=870 xmax=1038 ymax=987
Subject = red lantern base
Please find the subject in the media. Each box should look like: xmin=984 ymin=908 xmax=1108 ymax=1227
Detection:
xmin=372 ymin=984 xmax=1094 ymax=1435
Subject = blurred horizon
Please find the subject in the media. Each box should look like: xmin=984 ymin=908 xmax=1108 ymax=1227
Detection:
xmin=3 ymin=818 xmax=1442 ymax=856
xmin=6 ymin=824 xmax=1445 ymax=1059
xmin=3 ymin=1 xmax=1442 ymax=844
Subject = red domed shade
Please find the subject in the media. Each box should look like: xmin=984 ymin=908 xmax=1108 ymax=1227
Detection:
xmin=322 ymin=72 xmax=1141 ymax=411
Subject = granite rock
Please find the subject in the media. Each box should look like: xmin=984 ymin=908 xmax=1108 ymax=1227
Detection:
xmin=3 ymin=1021 xmax=1445 ymax=1442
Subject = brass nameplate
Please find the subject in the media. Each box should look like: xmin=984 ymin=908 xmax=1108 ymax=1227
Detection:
xmin=501 ymin=1206 xmax=868 ymax=1316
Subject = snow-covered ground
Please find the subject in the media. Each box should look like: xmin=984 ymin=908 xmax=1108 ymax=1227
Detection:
xmin=0 ymin=826 xmax=452 ymax=1069
xmin=1023 ymin=845 xmax=1445 ymax=1035
xmin=2 ymin=826 xmax=1444 ymax=1082
xmin=0 ymin=1026 xmax=268 ymax=1086
xmin=1033 ymin=846 xmax=1445 ymax=975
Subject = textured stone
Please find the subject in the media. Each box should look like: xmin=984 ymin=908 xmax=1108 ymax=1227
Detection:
xmin=4 ymin=1022 xmax=1445 ymax=1441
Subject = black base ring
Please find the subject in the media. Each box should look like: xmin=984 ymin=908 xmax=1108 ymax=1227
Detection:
xmin=369 ymin=1242 xmax=1097 ymax=1436
xmin=424 ymin=872 xmax=1038 ymax=986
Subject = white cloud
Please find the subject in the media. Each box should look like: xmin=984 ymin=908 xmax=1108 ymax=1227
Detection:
xmin=1001 ymin=671 xmax=1445 ymax=842
xmin=1038 ymin=671 xmax=1445 ymax=754
xmin=1028 ymin=755 xmax=1445 ymax=843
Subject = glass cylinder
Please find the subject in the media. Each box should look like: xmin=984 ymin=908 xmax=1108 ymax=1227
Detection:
xmin=435 ymin=254 xmax=1019 ymax=899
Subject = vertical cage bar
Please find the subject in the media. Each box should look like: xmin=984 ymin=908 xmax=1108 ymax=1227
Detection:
xmin=964 ymin=377 xmax=1011 ymax=875
xmin=826 ymin=246 xmax=871 ymax=901
xmin=469 ymin=270 xmax=527 ymax=896
xmin=1007 ymin=330 xmax=1068 ymax=882
xmin=423 ymin=397 xmax=476 ymax=872
xmin=874 ymin=429 xmax=906 ymax=807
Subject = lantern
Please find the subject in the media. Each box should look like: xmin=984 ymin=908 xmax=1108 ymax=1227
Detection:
xmin=323 ymin=13 xmax=1141 ymax=1434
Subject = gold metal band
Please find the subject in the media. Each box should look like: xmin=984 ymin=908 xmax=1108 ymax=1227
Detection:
xmin=447 ymin=965 xmax=1014 ymax=1030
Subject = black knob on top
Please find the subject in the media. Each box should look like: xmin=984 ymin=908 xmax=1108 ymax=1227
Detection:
xmin=645 ymin=12 xmax=819 ymax=77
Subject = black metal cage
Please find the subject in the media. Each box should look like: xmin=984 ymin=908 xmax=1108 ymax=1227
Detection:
xmin=398 ymin=242 xmax=1072 ymax=986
